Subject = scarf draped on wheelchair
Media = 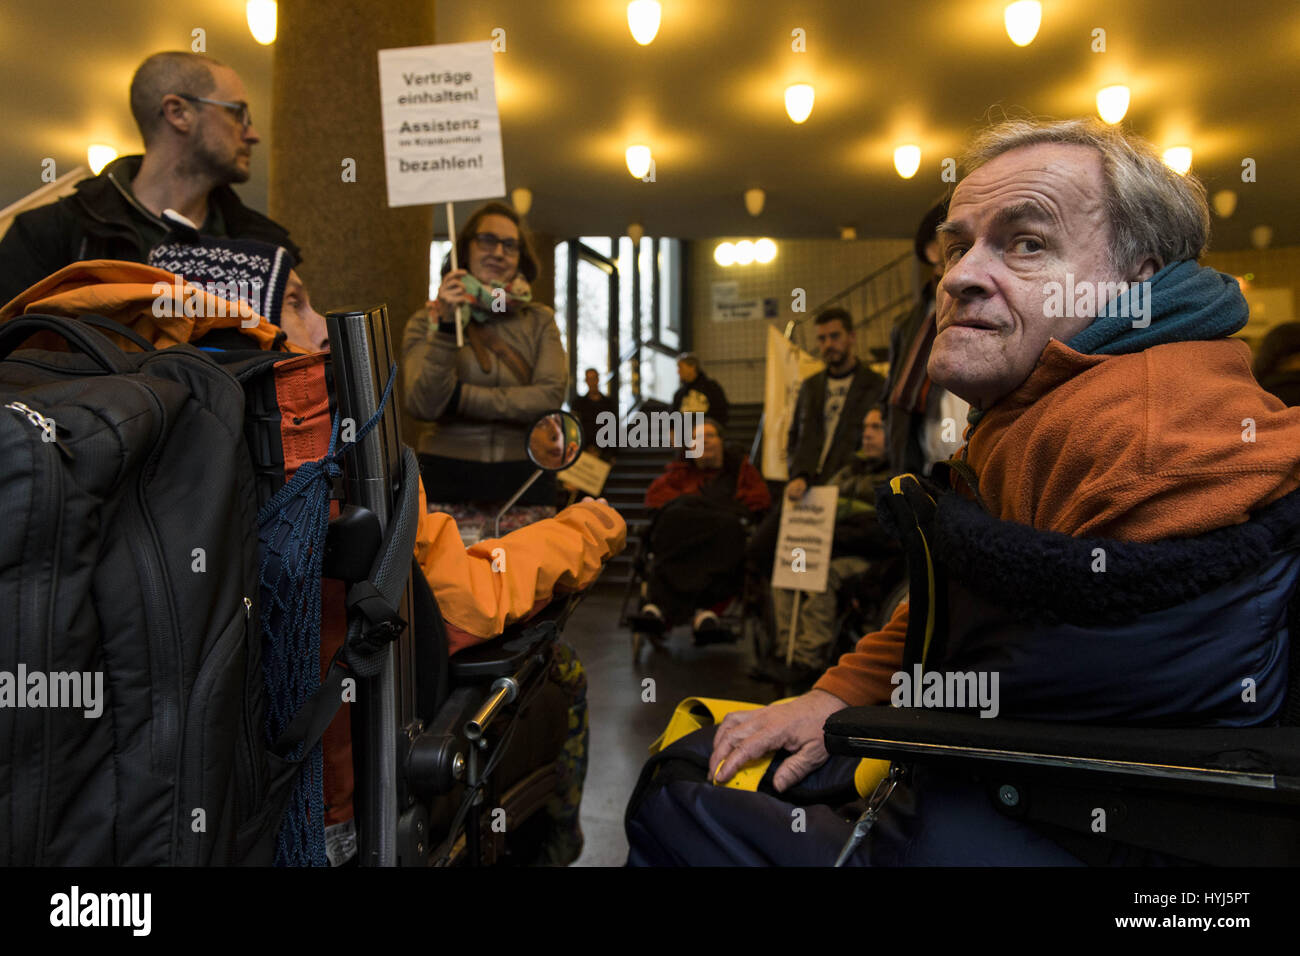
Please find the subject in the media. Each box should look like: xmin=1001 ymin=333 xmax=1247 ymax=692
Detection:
xmin=876 ymin=473 xmax=1300 ymax=728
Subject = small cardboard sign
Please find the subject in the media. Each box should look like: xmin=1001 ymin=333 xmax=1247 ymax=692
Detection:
xmin=559 ymin=451 xmax=613 ymax=497
xmin=770 ymin=485 xmax=838 ymax=593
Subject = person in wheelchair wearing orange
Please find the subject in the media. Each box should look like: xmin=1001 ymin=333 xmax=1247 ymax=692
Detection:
xmin=632 ymin=418 xmax=770 ymax=643
xmin=0 ymin=237 xmax=627 ymax=867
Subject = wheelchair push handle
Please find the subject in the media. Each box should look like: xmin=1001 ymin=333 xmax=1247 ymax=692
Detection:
xmin=464 ymin=652 xmax=546 ymax=742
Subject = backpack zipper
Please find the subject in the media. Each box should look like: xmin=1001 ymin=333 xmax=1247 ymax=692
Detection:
xmin=4 ymin=401 xmax=73 ymax=459
xmin=239 ymin=595 xmax=265 ymax=830
xmin=2 ymin=401 xmax=65 ymax=864
xmin=118 ymin=380 xmax=184 ymax=856
xmin=14 ymin=415 xmax=63 ymax=866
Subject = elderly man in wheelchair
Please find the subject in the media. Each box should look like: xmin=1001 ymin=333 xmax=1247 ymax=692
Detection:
xmin=626 ymin=417 xmax=772 ymax=653
xmin=624 ymin=117 xmax=1300 ymax=867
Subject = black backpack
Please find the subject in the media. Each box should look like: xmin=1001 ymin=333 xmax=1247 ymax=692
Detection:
xmin=0 ymin=314 xmax=345 ymax=865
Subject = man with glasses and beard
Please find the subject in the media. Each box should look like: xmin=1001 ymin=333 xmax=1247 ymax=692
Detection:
xmin=0 ymin=51 xmax=298 ymax=304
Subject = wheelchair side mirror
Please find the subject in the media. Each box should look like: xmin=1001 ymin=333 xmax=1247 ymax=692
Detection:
xmin=525 ymin=410 xmax=582 ymax=472
xmin=493 ymin=411 xmax=584 ymax=538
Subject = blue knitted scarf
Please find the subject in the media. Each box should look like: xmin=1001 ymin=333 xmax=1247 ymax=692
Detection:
xmin=1066 ymin=260 xmax=1248 ymax=356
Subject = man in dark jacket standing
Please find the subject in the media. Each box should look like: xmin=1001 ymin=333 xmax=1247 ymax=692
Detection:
xmin=571 ymin=367 xmax=618 ymax=458
xmin=0 ymin=51 xmax=297 ymax=304
xmin=671 ymin=353 xmax=729 ymax=425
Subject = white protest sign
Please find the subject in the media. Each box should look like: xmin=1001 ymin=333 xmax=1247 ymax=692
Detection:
xmin=770 ymin=485 xmax=838 ymax=593
xmin=377 ymin=41 xmax=506 ymax=207
xmin=559 ymin=451 xmax=613 ymax=498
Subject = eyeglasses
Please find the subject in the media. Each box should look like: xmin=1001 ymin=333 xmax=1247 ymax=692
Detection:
xmin=174 ymin=93 xmax=253 ymax=129
xmin=472 ymin=232 xmax=521 ymax=256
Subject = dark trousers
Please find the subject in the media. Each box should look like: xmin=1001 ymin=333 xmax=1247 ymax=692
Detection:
xmin=624 ymin=727 xmax=1091 ymax=867
xmin=746 ymin=501 xmax=783 ymax=578
xmin=418 ymin=454 xmax=557 ymax=507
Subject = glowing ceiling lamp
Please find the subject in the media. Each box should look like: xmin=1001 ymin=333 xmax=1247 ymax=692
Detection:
xmin=1162 ymin=146 xmax=1193 ymax=175
xmin=625 ymin=144 xmax=652 ymax=179
xmin=714 ymin=242 xmax=736 ymax=267
xmin=784 ymin=84 xmax=815 ymax=124
xmin=754 ymin=238 xmax=777 ymax=264
xmin=893 ymin=144 xmax=922 ymax=179
xmin=627 ymin=1 xmax=661 ymax=45
xmin=87 ymin=144 xmax=118 ymax=175
xmin=733 ymin=240 xmax=756 ymax=265
xmin=1095 ymin=85 xmax=1130 ymax=124
xmin=1004 ymin=1 xmax=1042 ymax=47
xmin=1212 ymin=189 xmax=1238 ymax=218
xmin=246 ymin=0 xmax=277 ymax=45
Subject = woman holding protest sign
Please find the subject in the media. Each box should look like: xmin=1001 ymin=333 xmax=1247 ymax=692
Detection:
xmin=402 ymin=200 xmax=568 ymax=522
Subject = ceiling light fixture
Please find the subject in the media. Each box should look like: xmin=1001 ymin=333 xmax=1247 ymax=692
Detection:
xmin=625 ymin=145 xmax=652 ymax=179
xmin=784 ymin=84 xmax=815 ymax=124
xmin=246 ymin=0 xmax=277 ymax=45
xmin=628 ymin=223 xmax=645 ymax=244
xmin=733 ymin=240 xmax=756 ymax=265
xmin=87 ymin=144 xmax=118 ymax=175
xmin=1212 ymin=190 xmax=1237 ymax=218
xmin=714 ymin=242 xmax=736 ymax=267
xmin=511 ymin=187 xmax=532 ymax=215
xmin=1162 ymin=146 xmax=1193 ymax=175
xmin=754 ymin=238 xmax=777 ymax=264
xmin=1250 ymin=225 xmax=1273 ymax=250
xmin=1095 ymin=85 xmax=1130 ymax=124
xmin=744 ymin=188 xmax=765 ymax=217
xmin=893 ymin=144 xmax=921 ymax=179
xmin=627 ymin=1 xmax=661 ymax=46
xmin=1004 ymin=1 xmax=1041 ymax=46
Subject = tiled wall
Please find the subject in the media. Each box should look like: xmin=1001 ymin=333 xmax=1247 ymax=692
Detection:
xmin=688 ymin=238 xmax=914 ymax=404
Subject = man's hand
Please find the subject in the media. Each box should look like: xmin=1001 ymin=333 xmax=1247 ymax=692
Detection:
xmin=709 ymin=689 xmax=848 ymax=793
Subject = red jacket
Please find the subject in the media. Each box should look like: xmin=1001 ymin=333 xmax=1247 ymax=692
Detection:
xmin=645 ymin=453 xmax=771 ymax=514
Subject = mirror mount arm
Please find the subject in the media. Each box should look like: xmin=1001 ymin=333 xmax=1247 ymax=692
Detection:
xmin=493 ymin=468 xmax=543 ymax=539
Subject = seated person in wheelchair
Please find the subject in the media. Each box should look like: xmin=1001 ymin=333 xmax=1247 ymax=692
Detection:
xmin=632 ymin=417 xmax=771 ymax=643
xmin=755 ymin=406 xmax=900 ymax=688
xmin=625 ymin=117 xmax=1300 ymax=866
xmin=0 ymin=232 xmax=628 ymax=867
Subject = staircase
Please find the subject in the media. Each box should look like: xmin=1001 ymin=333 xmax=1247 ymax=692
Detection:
xmin=596 ymin=402 xmax=764 ymax=592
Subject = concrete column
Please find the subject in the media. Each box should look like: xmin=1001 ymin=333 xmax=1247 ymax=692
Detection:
xmin=268 ymin=0 xmax=435 ymax=441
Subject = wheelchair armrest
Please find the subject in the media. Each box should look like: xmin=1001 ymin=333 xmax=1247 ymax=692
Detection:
xmin=824 ymin=706 xmax=1300 ymax=799
xmin=448 ymin=618 xmax=558 ymax=683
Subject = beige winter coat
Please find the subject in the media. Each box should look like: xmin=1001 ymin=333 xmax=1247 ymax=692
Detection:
xmin=402 ymin=302 xmax=568 ymax=462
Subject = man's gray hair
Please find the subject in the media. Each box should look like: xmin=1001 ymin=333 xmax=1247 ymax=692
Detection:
xmin=130 ymin=51 xmax=224 ymax=144
xmin=960 ymin=118 xmax=1211 ymax=269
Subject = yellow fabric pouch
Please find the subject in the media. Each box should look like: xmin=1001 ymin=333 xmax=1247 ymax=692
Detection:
xmin=651 ymin=696 xmax=890 ymax=797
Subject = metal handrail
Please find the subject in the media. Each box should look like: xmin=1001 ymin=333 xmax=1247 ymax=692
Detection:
xmin=807 ymin=250 xmax=912 ymax=317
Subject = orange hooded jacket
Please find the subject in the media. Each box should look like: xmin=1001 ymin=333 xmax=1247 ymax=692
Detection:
xmin=815 ymin=337 xmax=1300 ymax=707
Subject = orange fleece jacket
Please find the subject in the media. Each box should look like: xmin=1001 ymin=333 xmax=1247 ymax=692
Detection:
xmin=815 ymin=338 xmax=1300 ymax=706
